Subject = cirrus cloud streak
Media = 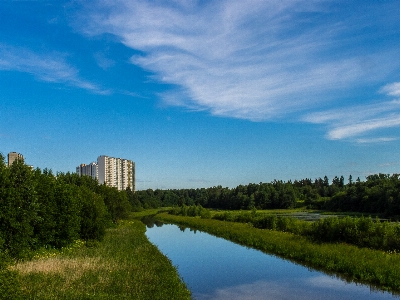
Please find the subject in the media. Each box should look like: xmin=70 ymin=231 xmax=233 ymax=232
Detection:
xmin=72 ymin=0 xmax=400 ymax=140
xmin=304 ymin=85 xmax=400 ymax=141
xmin=0 ymin=43 xmax=108 ymax=94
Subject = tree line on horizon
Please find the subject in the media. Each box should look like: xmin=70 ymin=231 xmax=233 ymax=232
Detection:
xmin=135 ymin=174 xmax=400 ymax=218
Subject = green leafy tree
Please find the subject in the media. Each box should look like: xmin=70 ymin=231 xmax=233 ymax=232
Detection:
xmin=0 ymin=158 xmax=39 ymax=258
xmin=98 ymin=185 xmax=131 ymax=223
xmin=78 ymin=187 xmax=108 ymax=241
xmin=33 ymin=168 xmax=58 ymax=247
xmin=52 ymin=182 xmax=81 ymax=248
xmin=126 ymin=188 xmax=142 ymax=211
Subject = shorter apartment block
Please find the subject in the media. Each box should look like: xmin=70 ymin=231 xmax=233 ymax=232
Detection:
xmin=76 ymin=162 xmax=98 ymax=181
xmin=8 ymin=152 xmax=24 ymax=167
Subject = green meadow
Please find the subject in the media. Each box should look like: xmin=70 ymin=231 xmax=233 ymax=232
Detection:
xmin=6 ymin=216 xmax=191 ymax=300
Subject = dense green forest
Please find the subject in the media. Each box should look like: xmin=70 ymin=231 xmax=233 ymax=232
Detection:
xmin=135 ymin=174 xmax=400 ymax=218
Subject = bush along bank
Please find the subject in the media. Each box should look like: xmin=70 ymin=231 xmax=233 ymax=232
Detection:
xmin=157 ymin=213 xmax=400 ymax=293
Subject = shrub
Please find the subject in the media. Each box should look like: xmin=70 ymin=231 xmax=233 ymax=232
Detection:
xmin=169 ymin=204 xmax=211 ymax=219
xmin=78 ymin=187 xmax=108 ymax=241
xmin=98 ymin=185 xmax=132 ymax=223
xmin=309 ymin=216 xmax=400 ymax=251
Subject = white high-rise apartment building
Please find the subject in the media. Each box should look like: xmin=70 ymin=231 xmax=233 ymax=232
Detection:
xmin=97 ymin=155 xmax=135 ymax=191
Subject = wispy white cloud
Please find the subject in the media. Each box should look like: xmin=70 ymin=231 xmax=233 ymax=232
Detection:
xmin=356 ymin=137 xmax=398 ymax=144
xmin=380 ymin=82 xmax=400 ymax=97
xmin=73 ymin=0 xmax=400 ymax=121
xmin=328 ymin=115 xmax=400 ymax=140
xmin=378 ymin=161 xmax=398 ymax=167
xmin=304 ymin=85 xmax=400 ymax=141
xmin=0 ymin=43 xmax=108 ymax=94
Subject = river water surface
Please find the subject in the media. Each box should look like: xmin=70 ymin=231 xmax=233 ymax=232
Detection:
xmin=144 ymin=221 xmax=399 ymax=300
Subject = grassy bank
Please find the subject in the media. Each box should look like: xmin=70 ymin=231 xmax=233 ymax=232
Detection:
xmin=157 ymin=213 xmax=400 ymax=293
xmin=9 ymin=216 xmax=191 ymax=300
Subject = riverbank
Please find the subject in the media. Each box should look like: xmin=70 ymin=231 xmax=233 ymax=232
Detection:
xmin=156 ymin=213 xmax=400 ymax=294
xmin=9 ymin=216 xmax=191 ymax=299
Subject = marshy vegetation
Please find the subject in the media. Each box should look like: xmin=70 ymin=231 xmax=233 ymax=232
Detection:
xmin=209 ymin=209 xmax=400 ymax=252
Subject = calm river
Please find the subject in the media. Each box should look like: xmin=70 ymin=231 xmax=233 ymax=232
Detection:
xmin=144 ymin=221 xmax=399 ymax=300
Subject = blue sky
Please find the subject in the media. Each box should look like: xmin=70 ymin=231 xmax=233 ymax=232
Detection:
xmin=1 ymin=0 xmax=400 ymax=190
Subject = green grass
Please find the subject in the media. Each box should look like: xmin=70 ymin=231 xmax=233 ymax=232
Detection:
xmin=10 ymin=216 xmax=191 ymax=300
xmin=208 ymin=208 xmax=311 ymax=217
xmin=157 ymin=213 xmax=400 ymax=294
xmin=131 ymin=208 xmax=164 ymax=218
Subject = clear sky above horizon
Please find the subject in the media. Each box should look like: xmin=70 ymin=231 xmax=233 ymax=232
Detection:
xmin=1 ymin=0 xmax=400 ymax=190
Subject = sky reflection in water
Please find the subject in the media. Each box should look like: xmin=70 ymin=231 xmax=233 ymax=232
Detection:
xmin=145 ymin=223 xmax=398 ymax=300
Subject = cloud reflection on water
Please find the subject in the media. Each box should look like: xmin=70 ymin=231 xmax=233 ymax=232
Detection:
xmin=195 ymin=276 xmax=395 ymax=300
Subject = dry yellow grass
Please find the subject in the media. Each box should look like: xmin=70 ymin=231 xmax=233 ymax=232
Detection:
xmin=12 ymin=256 xmax=102 ymax=274
xmin=11 ymin=256 xmax=110 ymax=282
